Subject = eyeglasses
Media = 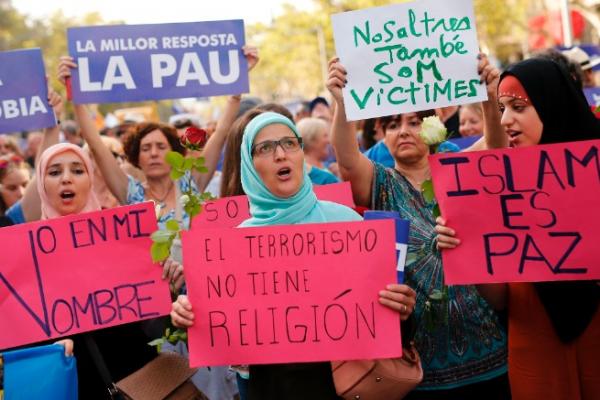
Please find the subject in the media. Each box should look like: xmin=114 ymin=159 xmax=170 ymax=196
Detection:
xmin=251 ymin=137 xmax=303 ymax=158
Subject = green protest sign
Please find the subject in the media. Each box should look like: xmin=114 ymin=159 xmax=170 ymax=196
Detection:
xmin=332 ymin=0 xmax=485 ymax=121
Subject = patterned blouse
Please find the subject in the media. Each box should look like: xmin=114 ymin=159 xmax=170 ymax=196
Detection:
xmin=372 ymin=162 xmax=507 ymax=390
xmin=126 ymin=172 xmax=199 ymax=230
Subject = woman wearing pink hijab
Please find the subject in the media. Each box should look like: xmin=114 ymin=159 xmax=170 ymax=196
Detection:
xmin=36 ymin=143 xmax=101 ymax=219
xmin=36 ymin=143 xmax=162 ymax=399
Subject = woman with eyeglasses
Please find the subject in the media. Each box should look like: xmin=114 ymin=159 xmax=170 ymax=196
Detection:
xmin=170 ymin=111 xmax=417 ymax=399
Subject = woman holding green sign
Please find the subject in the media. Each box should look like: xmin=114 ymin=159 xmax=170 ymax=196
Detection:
xmin=436 ymin=57 xmax=600 ymax=400
xmin=327 ymin=54 xmax=510 ymax=399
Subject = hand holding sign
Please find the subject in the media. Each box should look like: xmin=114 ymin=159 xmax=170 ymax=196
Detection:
xmin=181 ymin=220 xmax=405 ymax=367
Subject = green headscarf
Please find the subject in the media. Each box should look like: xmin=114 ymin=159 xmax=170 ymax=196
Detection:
xmin=239 ymin=112 xmax=360 ymax=227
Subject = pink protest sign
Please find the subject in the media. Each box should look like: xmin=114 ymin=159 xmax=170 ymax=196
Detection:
xmin=0 ymin=202 xmax=172 ymax=350
xmin=182 ymin=219 xmax=401 ymax=367
xmin=195 ymin=182 xmax=355 ymax=228
xmin=430 ymin=140 xmax=600 ymax=284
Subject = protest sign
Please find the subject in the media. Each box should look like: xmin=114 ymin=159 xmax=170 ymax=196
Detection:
xmin=584 ymin=87 xmax=600 ymax=108
xmin=430 ymin=140 xmax=600 ymax=284
xmin=0 ymin=48 xmax=56 ymax=134
xmin=331 ymin=0 xmax=486 ymax=121
xmin=182 ymin=220 xmax=402 ymax=366
xmin=67 ymin=20 xmax=248 ymax=104
xmin=0 ymin=202 xmax=172 ymax=350
xmin=364 ymin=211 xmax=410 ymax=283
xmin=196 ymin=182 xmax=355 ymax=228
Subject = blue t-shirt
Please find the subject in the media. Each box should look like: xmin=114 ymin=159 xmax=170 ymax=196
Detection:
xmin=308 ymin=166 xmax=339 ymax=185
xmin=5 ymin=201 xmax=25 ymax=225
xmin=364 ymin=140 xmax=394 ymax=168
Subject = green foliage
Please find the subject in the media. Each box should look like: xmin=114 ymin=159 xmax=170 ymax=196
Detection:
xmin=151 ymin=241 xmax=171 ymax=263
xmin=421 ymin=179 xmax=435 ymax=203
xmin=165 ymin=151 xmax=185 ymax=168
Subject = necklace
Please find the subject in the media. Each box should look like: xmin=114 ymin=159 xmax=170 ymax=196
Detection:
xmin=146 ymin=181 xmax=174 ymax=208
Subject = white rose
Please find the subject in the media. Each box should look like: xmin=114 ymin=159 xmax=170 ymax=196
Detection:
xmin=180 ymin=194 xmax=190 ymax=206
xmin=419 ymin=116 xmax=447 ymax=145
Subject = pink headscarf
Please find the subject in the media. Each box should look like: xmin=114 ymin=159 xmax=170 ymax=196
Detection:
xmin=36 ymin=143 xmax=101 ymax=219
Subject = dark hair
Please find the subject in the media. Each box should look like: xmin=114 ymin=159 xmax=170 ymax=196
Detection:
xmin=361 ymin=118 xmax=379 ymax=150
xmin=113 ymin=122 xmax=137 ymax=139
xmin=308 ymin=97 xmax=329 ymax=113
xmin=220 ymin=103 xmax=294 ymax=197
xmin=123 ymin=122 xmax=185 ymax=168
xmin=379 ymin=110 xmax=436 ymax=133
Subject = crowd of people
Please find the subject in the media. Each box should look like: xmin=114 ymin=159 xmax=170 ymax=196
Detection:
xmin=0 ymin=23 xmax=599 ymax=400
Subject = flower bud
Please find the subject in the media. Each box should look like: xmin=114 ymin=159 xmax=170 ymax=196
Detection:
xmin=180 ymin=194 xmax=190 ymax=206
xmin=419 ymin=116 xmax=447 ymax=145
xmin=181 ymin=126 xmax=208 ymax=150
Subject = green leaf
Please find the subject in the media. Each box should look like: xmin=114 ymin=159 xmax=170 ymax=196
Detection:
xmin=200 ymin=192 xmax=215 ymax=201
xmin=170 ymin=168 xmax=185 ymax=180
xmin=194 ymin=157 xmax=205 ymax=167
xmin=432 ymin=204 xmax=441 ymax=219
xmin=165 ymin=151 xmax=185 ymax=168
xmin=183 ymin=157 xmax=194 ymax=171
xmin=421 ymin=179 xmax=435 ymax=203
xmin=151 ymin=242 xmax=171 ymax=262
xmin=166 ymin=219 xmax=180 ymax=232
xmin=195 ymin=166 xmax=209 ymax=174
xmin=148 ymin=338 xmax=165 ymax=347
xmin=151 ymin=229 xmax=174 ymax=244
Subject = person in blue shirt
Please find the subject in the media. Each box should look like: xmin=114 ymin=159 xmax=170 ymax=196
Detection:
xmin=296 ymin=117 xmax=339 ymax=185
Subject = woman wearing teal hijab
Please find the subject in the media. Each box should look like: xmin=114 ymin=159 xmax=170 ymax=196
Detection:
xmin=239 ymin=112 xmax=359 ymax=226
xmin=172 ymin=112 xmax=417 ymax=399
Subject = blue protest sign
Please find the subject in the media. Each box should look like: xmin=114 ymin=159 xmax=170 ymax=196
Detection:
xmin=67 ymin=20 xmax=249 ymax=104
xmin=3 ymin=344 xmax=78 ymax=400
xmin=364 ymin=211 xmax=410 ymax=282
xmin=584 ymin=87 xmax=600 ymax=108
xmin=0 ymin=49 xmax=56 ymax=134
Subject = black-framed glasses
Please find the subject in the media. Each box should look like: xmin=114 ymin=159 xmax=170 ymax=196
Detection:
xmin=251 ymin=136 xmax=303 ymax=158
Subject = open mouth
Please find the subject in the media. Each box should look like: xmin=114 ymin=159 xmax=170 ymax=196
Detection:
xmin=60 ymin=191 xmax=75 ymax=200
xmin=507 ymin=130 xmax=522 ymax=139
xmin=277 ymin=167 xmax=291 ymax=179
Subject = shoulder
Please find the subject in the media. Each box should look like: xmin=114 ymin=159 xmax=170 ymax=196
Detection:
xmin=318 ymin=201 xmax=362 ymax=222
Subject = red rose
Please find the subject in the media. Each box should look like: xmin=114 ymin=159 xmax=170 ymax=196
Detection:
xmin=182 ymin=126 xmax=208 ymax=149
